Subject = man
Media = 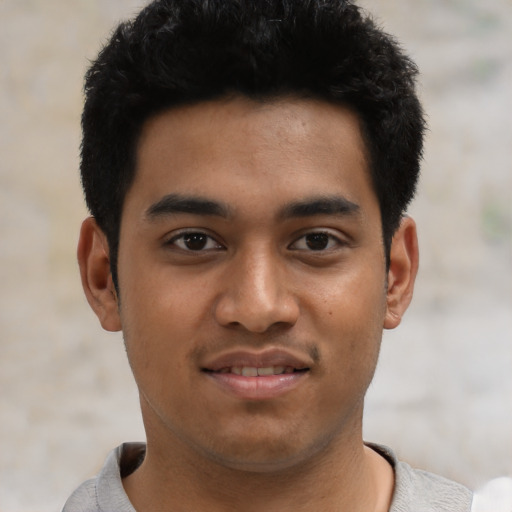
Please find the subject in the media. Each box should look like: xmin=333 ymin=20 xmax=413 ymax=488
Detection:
xmin=64 ymin=0 xmax=473 ymax=510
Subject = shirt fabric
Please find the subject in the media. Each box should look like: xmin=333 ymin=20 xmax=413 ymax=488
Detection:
xmin=63 ymin=442 xmax=473 ymax=512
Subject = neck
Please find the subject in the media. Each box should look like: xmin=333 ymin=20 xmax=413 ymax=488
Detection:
xmin=123 ymin=414 xmax=394 ymax=512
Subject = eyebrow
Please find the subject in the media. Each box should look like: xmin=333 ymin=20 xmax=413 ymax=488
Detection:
xmin=144 ymin=193 xmax=360 ymax=222
xmin=278 ymin=196 xmax=360 ymax=220
xmin=145 ymin=194 xmax=230 ymax=220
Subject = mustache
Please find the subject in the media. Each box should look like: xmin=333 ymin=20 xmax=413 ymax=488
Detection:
xmin=190 ymin=334 xmax=321 ymax=365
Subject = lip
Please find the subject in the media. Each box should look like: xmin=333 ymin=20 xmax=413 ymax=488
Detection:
xmin=201 ymin=348 xmax=312 ymax=401
xmin=202 ymin=348 xmax=313 ymax=372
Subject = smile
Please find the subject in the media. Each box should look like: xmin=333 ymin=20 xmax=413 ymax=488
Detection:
xmin=212 ymin=366 xmax=305 ymax=376
xmin=201 ymin=349 xmax=312 ymax=400
xmin=205 ymin=370 xmax=309 ymax=400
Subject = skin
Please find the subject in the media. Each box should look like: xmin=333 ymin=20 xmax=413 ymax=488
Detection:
xmin=78 ymin=96 xmax=418 ymax=511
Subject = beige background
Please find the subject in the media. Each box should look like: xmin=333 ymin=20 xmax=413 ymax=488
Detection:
xmin=1 ymin=0 xmax=511 ymax=510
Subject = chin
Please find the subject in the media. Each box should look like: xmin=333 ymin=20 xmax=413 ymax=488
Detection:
xmin=210 ymin=451 xmax=310 ymax=474
xmin=201 ymin=431 xmax=333 ymax=474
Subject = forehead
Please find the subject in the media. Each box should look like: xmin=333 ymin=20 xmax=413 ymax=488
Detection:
xmin=137 ymin=96 xmax=368 ymax=163
xmin=128 ymin=96 xmax=375 ymax=218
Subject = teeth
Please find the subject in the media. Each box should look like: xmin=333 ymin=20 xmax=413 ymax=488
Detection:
xmin=241 ymin=367 xmax=258 ymax=377
xmin=221 ymin=366 xmax=294 ymax=376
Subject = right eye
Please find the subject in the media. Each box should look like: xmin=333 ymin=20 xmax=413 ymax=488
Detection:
xmin=168 ymin=232 xmax=223 ymax=252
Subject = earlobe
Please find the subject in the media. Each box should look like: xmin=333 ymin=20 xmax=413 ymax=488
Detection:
xmin=77 ymin=217 xmax=122 ymax=332
xmin=384 ymin=216 xmax=419 ymax=330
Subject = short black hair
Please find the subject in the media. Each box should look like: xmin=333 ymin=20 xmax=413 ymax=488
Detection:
xmin=81 ymin=0 xmax=425 ymax=286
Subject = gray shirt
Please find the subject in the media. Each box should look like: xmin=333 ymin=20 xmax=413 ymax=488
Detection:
xmin=63 ymin=442 xmax=473 ymax=511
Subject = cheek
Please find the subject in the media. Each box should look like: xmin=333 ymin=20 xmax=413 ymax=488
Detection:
xmin=118 ymin=262 xmax=225 ymax=398
xmin=305 ymin=265 xmax=387 ymax=376
xmin=309 ymin=263 xmax=387 ymax=331
xmin=118 ymin=279 xmax=193 ymax=375
xmin=119 ymin=253 xmax=208 ymax=332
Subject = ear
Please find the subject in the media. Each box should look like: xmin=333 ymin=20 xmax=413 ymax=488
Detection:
xmin=384 ymin=216 xmax=419 ymax=330
xmin=77 ymin=217 xmax=122 ymax=332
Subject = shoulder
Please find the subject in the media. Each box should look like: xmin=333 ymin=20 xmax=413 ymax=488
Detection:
xmin=62 ymin=443 xmax=144 ymax=512
xmin=368 ymin=443 xmax=473 ymax=512
xmin=393 ymin=460 xmax=473 ymax=512
xmin=62 ymin=476 xmax=99 ymax=512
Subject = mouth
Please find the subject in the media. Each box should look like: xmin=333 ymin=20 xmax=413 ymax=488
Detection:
xmin=201 ymin=349 xmax=312 ymax=400
xmin=204 ymin=366 xmax=309 ymax=377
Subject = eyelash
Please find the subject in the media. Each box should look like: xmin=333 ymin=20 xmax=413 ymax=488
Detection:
xmin=167 ymin=231 xmax=224 ymax=252
xmin=289 ymin=231 xmax=345 ymax=252
xmin=165 ymin=230 xmax=346 ymax=253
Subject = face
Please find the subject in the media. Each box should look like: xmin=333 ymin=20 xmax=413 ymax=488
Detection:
xmin=83 ymin=96 xmax=415 ymax=472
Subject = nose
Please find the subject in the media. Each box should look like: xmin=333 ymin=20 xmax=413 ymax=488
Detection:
xmin=214 ymin=249 xmax=300 ymax=333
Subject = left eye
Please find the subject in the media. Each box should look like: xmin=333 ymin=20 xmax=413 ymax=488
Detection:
xmin=169 ymin=232 xmax=222 ymax=251
xmin=290 ymin=232 xmax=341 ymax=251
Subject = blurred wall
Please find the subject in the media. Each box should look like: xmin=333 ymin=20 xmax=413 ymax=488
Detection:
xmin=0 ymin=0 xmax=510 ymax=510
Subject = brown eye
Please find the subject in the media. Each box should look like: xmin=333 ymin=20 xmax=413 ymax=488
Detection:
xmin=305 ymin=233 xmax=330 ymax=251
xmin=289 ymin=231 xmax=343 ymax=252
xmin=170 ymin=232 xmax=223 ymax=251
xmin=183 ymin=233 xmax=208 ymax=250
